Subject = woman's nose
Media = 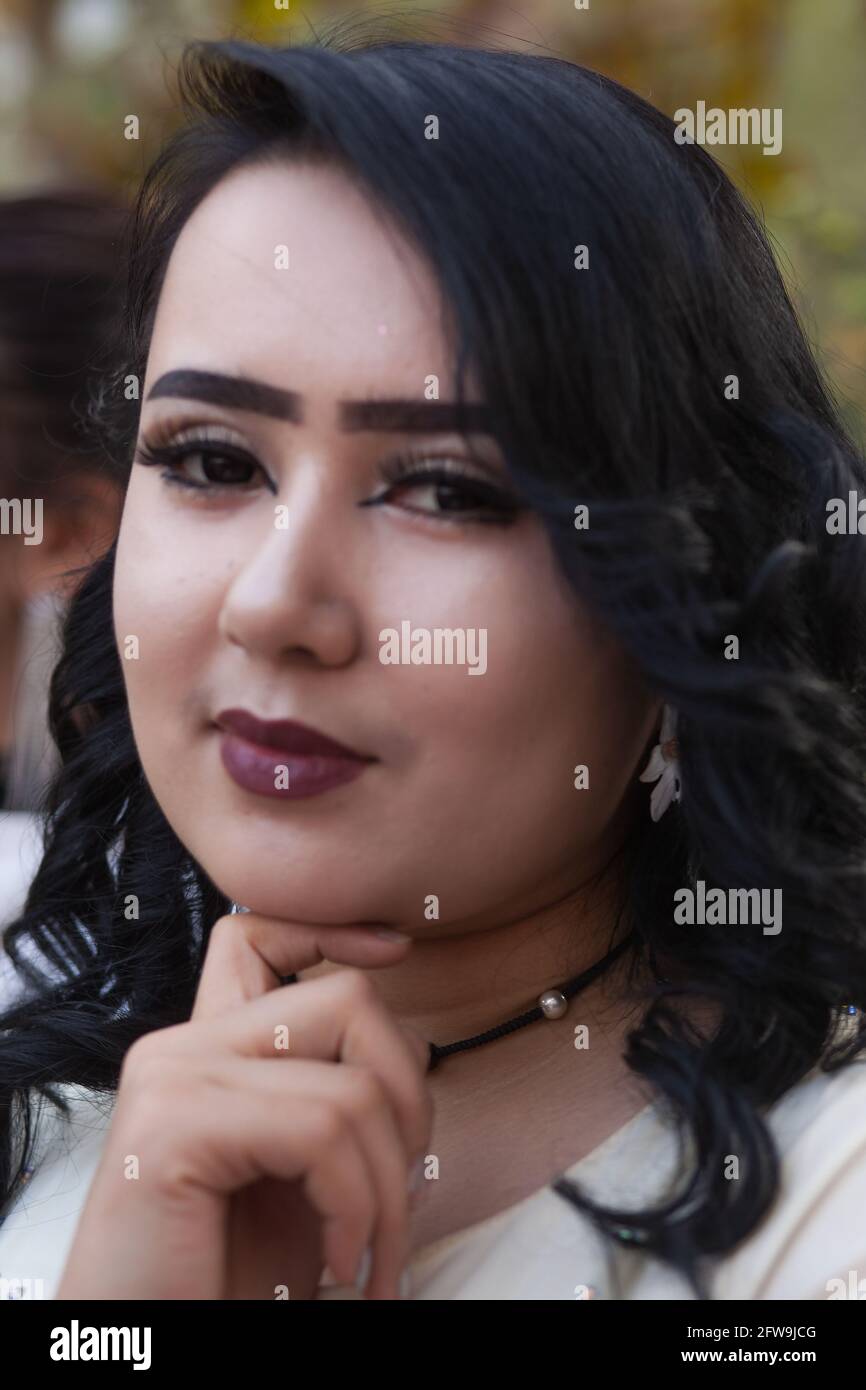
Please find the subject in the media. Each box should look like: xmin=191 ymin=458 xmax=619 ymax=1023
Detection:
xmin=216 ymin=464 xmax=362 ymax=667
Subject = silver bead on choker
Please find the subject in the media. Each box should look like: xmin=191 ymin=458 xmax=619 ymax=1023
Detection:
xmin=425 ymin=932 xmax=635 ymax=1072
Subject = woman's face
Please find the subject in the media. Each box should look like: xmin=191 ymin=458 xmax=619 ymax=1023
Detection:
xmin=113 ymin=158 xmax=659 ymax=933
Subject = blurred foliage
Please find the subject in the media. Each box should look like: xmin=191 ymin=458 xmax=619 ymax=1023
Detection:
xmin=0 ymin=0 xmax=863 ymax=433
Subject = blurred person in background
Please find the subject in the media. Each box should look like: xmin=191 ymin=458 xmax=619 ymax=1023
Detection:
xmin=0 ymin=190 xmax=126 ymax=932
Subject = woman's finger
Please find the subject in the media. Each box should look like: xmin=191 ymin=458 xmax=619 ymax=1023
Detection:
xmin=192 ymin=911 xmax=414 ymax=1020
xmin=215 ymin=1055 xmax=412 ymax=1297
xmin=151 ymin=967 xmax=433 ymax=1172
xmin=77 ymin=1065 xmax=380 ymax=1301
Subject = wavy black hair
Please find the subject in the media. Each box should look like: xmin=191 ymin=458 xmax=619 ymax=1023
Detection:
xmin=3 ymin=16 xmax=866 ymax=1299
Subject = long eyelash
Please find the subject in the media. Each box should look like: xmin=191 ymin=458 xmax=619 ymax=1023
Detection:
xmin=134 ymin=433 xmax=521 ymax=523
xmin=134 ymin=439 xmax=184 ymax=472
xmin=133 ymin=437 xmax=262 ymax=495
xmin=374 ymin=449 xmax=522 ymax=524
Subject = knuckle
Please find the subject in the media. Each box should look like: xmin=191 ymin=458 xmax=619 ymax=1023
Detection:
xmin=347 ymin=1066 xmax=386 ymax=1114
xmin=118 ymin=1046 xmax=193 ymax=1128
xmin=118 ymin=1080 xmax=201 ymax=1183
xmin=127 ymin=1092 xmax=183 ymax=1153
xmin=208 ymin=913 xmax=237 ymax=943
xmin=206 ymin=912 xmax=242 ymax=960
xmin=119 ymin=1034 xmax=162 ymax=1083
xmin=308 ymin=1100 xmax=347 ymax=1151
xmin=334 ymin=967 xmax=377 ymax=1010
xmin=120 ymin=1027 xmax=184 ymax=1082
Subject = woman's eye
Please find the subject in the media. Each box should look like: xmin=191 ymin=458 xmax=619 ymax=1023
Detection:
xmin=368 ymin=463 xmax=520 ymax=525
xmin=135 ymin=437 xmax=520 ymax=524
xmin=178 ymin=450 xmax=259 ymax=488
xmin=386 ymin=477 xmax=489 ymax=513
xmin=135 ymin=439 xmax=264 ymax=493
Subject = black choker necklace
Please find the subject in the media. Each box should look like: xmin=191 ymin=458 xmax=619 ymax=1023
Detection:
xmin=279 ymin=931 xmax=635 ymax=1073
xmin=425 ymin=932 xmax=635 ymax=1073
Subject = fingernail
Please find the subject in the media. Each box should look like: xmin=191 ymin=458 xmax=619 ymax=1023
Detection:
xmin=374 ymin=929 xmax=411 ymax=941
xmin=354 ymin=1245 xmax=372 ymax=1293
xmin=399 ymin=1268 xmax=412 ymax=1300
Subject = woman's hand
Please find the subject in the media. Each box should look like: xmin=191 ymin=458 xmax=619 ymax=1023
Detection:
xmin=55 ymin=913 xmax=432 ymax=1300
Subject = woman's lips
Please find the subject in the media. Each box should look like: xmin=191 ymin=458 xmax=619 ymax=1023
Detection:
xmin=218 ymin=733 xmax=371 ymax=798
xmin=214 ymin=708 xmax=375 ymax=800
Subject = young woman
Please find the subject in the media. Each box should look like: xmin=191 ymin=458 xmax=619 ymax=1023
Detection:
xmin=1 ymin=29 xmax=865 ymax=1302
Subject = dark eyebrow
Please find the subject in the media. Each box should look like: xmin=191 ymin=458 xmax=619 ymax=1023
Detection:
xmin=339 ymin=399 xmax=494 ymax=433
xmin=148 ymin=370 xmax=301 ymax=422
xmin=147 ymin=369 xmax=495 ymax=434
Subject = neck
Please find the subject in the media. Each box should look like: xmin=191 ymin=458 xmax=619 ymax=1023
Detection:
xmin=297 ymin=862 xmax=639 ymax=1051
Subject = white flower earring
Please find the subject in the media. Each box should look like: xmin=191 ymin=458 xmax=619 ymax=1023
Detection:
xmin=639 ymin=704 xmax=681 ymax=822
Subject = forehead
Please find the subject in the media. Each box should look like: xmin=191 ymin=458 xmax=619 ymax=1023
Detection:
xmin=144 ymin=158 xmax=455 ymax=402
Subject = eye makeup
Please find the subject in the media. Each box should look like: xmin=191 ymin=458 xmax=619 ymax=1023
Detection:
xmin=133 ymin=421 xmax=524 ymax=525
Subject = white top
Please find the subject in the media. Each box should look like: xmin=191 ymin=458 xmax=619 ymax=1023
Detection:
xmin=2 ymin=591 xmax=64 ymax=815
xmin=2 ymin=1052 xmax=866 ymax=1300
xmin=0 ymin=812 xmax=44 ymax=942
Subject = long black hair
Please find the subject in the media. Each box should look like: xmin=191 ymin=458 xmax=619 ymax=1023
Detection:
xmin=3 ymin=19 xmax=866 ymax=1298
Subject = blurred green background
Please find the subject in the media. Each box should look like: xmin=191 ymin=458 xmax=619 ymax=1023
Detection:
xmin=1 ymin=0 xmax=863 ymax=436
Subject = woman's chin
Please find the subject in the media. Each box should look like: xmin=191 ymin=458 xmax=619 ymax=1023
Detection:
xmin=213 ymin=878 xmax=384 ymax=927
